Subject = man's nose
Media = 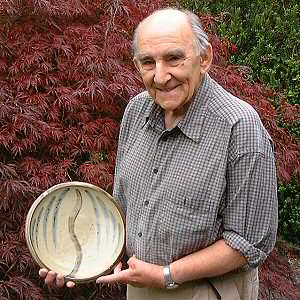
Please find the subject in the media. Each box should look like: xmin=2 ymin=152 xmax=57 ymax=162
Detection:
xmin=154 ymin=62 xmax=171 ymax=86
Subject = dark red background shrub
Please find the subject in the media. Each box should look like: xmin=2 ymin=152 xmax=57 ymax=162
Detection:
xmin=0 ymin=2 xmax=299 ymax=299
xmin=0 ymin=1 xmax=167 ymax=299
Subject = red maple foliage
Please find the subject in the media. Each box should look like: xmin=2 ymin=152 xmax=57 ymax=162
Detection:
xmin=259 ymin=247 xmax=300 ymax=300
xmin=0 ymin=1 xmax=299 ymax=299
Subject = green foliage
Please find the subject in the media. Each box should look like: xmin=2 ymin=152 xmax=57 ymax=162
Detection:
xmin=181 ymin=0 xmax=300 ymax=105
xmin=278 ymin=180 xmax=300 ymax=246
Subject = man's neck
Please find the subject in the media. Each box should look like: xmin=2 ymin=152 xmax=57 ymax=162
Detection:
xmin=164 ymin=104 xmax=190 ymax=129
xmin=164 ymin=113 xmax=183 ymax=129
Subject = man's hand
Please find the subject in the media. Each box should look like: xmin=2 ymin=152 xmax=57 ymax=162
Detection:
xmin=39 ymin=269 xmax=75 ymax=288
xmin=96 ymin=255 xmax=165 ymax=288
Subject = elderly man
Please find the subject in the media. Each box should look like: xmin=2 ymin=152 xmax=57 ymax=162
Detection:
xmin=40 ymin=8 xmax=278 ymax=300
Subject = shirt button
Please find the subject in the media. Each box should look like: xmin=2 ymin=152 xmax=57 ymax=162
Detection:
xmin=138 ymin=232 xmax=142 ymax=237
xmin=144 ymin=200 xmax=149 ymax=206
xmin=153 ymin=168 xmax=158 ymax=174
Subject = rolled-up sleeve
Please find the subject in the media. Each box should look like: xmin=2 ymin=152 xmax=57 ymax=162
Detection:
xmin=223 ymin=149 xmax=278 ymax=267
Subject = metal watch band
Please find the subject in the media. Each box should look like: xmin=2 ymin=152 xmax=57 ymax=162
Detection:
xmin=163 ymin=265 xmax=179 ymax=289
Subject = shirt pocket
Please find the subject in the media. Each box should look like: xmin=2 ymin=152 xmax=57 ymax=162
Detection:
xmin=158 ymin=190 xmax=217 ymax=261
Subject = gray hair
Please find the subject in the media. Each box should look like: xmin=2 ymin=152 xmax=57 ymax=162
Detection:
xmin=132 ymin=8 xmax=209 ymax=57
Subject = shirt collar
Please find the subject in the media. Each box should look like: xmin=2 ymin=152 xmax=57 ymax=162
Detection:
xmin=143 ymin=97 xmax=165 ymax=131
xmin=143 ymin=73 xmax=213 ymax=141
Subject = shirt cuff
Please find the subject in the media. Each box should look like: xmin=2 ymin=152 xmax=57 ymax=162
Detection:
xmin=223 ymin=230 xmax=267 ymax=267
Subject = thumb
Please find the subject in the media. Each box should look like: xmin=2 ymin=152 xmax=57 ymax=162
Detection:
xmin=128 ymin=254 xmax=138 ymax=268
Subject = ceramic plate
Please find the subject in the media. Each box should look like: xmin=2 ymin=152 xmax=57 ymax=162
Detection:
xmin=25 ymin=182 xmax=125 ymax=283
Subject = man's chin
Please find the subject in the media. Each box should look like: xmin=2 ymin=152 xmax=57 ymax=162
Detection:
xmin=158 ymin=101 xmax=183 ymax=113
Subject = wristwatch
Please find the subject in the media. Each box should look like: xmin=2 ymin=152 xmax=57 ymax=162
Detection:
xmin=163 ymin=265 xmax=179 ymax=289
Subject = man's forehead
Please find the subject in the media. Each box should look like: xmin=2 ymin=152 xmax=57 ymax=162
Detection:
xmin=136 ymin=13 xmax=194 ymax=54
xmin=138 ymin=10 xmax=192 ymax=40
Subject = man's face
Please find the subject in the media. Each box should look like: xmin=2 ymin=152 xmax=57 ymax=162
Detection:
xmin=134 ymin=15 xmax=204 ymax=115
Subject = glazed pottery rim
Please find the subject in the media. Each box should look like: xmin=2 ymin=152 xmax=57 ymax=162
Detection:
xmin=25 ymin=181 xmax=126 ymax=283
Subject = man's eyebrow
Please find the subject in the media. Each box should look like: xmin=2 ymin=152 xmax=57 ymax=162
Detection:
xmin=137 ymin=49 xmax=185 ymax=62
xmin=137 ymin=54 xmax=153 ymax=61
xmin=163 ymin=49 xmax=185 ymax=58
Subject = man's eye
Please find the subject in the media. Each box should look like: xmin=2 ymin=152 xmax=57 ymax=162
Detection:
xmin=140 ymin=60 xmax=155 ymax=70
xmin=168 ymin=56 xmax=182 ymax=65
xmin=140 ymin=59 xmax=154 ymax=65
xmin=169 ymin=56 xmax=179 ymax=61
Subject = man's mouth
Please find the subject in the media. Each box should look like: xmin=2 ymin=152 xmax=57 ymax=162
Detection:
xmin=157 ymin=85 xmax=180 ymax=92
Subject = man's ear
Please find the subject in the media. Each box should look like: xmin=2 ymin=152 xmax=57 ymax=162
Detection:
xmin=199 ymin=43 xmax=213 ymax=74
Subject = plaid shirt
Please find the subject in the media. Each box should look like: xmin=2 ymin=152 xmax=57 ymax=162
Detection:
xmin=113 ymin=74 xmax=278 ymax=268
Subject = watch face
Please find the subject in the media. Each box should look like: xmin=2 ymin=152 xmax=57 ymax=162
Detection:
xmin=166 ymin=283 xmax=179 ymax=289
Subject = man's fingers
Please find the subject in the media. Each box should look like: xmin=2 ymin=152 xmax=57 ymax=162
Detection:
xmin=39 ymin=268 xmax=49 ymax=279
xmin=96 ymin=269 xmax=130 ymax=284
xmin=66 ymin=281 xmax=76 ymax=288
xmin=96 ymin=273 xmax=120 ymax=284
xmin=44 ymin=271 xmax=57 ymax=285
xmin=39 ymin=269 xmax=74 ymax=288
xmin=56 ymin=274 xmax=65 ymax=288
